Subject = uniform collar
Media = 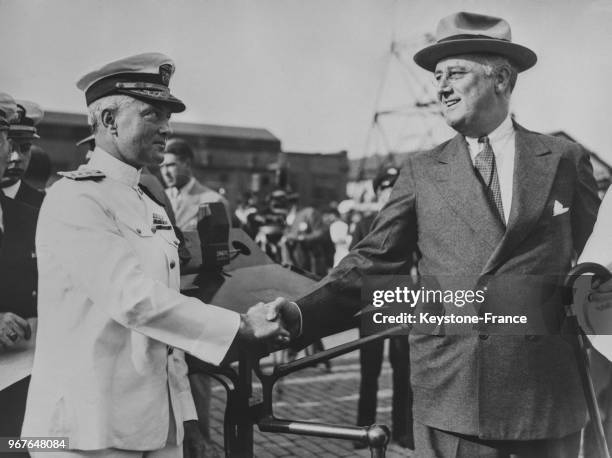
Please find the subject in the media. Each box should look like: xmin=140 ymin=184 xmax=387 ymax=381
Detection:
xmin=88 ymin=147 xmax=141 ymax=187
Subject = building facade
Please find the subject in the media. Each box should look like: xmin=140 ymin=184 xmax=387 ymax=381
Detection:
xmin=35 ymin=111 xmax=348 ymax=210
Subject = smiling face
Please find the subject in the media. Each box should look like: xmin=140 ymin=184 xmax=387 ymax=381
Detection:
xmin=113 ymin=99 xmax=173 ymax=168
xmin=434 ymin=55 xmax=509 ymax=137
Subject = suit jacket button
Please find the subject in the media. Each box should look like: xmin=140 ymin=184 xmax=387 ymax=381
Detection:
xmin=32 ymin=290 xmax=37 ymax=297
xmin=151 ymin=227 xmax=157 ymax=234
xmin=479 ymin=334 xmax=489 ymax=340
xmin=170 ymin=261 xmax=176 ymax=269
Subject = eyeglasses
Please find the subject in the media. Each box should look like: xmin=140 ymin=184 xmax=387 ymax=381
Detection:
xmin=431 ymin=68 xmax=470 ymax=88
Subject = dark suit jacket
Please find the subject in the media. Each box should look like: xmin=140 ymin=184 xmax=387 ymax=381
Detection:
xmin=0 ymin=193 xmax=38 ymax=318
xmin=349 ymin=214 xmax=376 ymax=250
xmin=296 ymin=125 xmax=600 ymax=440
xmin=0 ymin=193 xmax=39 ymax=440
xmin=15 ymin=181 xmax=44 ymax=209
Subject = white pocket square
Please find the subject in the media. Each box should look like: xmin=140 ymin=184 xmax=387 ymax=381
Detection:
xmin=553 ymin=200 xmax=569 ymax=216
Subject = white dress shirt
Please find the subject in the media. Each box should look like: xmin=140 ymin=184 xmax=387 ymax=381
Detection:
xmin=2 ymin=180 xmax=20 ymax=199
xmin=465 ymin=114 xmax=515 ymax=224
xmin=23 ymin=147 xmax=240 ymax=450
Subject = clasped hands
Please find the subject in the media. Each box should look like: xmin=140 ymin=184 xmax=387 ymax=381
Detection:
xmin=238 ymin=297 xmax=301 ymax=350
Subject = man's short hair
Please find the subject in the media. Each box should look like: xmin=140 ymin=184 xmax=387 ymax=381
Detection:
xmin=87 ymin=95 xmax=136 ymax=134
xmin=468 ymin=54 xmax=518 ymax=94
xmin=165 ymin=138 xmax=194 ymax=162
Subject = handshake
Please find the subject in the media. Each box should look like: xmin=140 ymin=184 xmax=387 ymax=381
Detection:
xmin=237 ymin=297 xmax=302 ymax=349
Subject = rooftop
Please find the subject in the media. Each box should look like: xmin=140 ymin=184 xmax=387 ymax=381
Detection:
xmin=41 ymin=111 xmax=280 ymax=143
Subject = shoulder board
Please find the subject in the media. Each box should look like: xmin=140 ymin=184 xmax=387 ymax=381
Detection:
xmin=58 ymin=169 xmax=106 ymax=181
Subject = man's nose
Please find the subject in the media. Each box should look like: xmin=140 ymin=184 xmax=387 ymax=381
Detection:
xmin=160 ymin=120 xmax=173 ymax=137
xmin=9 ymin=150 xmax=20 ymax=162
xmin=437 ymin=81 xmax=453 ymax=99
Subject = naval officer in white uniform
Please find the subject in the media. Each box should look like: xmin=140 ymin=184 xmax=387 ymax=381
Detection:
xmin=22 ymin=53 xmax=291 ymax=458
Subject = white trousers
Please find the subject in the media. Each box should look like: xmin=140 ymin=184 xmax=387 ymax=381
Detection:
xmin=31 ymin=395 xmax=181 ymax=458
xmin=29 ymin=443 xmax=181 ymax=458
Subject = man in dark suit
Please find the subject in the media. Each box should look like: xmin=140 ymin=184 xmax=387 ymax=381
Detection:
xmin=2 ymin=100 xmax=45 ymax=208
xmin=268 ymin=12 xmax=600 ymax=457
xmin=0 ymin=93 xmax=38 ymax=455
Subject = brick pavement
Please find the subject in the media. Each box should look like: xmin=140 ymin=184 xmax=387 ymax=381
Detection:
xmin=208 ymin=331 xmax=414 ymax=458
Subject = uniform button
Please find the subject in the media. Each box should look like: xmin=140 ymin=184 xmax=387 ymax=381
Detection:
xmin=483 ymin=286 xmax=488 ymax=292
xmin=151 ymin=227 xmax=157 ymax=233
xmin=136 ymin=228 xmax=142 ymax=234
xmin=32 ymin=290 xmax=37 ymax=297
xmin=479 ymin=334 xmax=489 ymax=340
xmin=170 ymin=261 xmax=176 ymax=269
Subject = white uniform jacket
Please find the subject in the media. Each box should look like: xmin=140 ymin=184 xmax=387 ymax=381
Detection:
xmin=22 ymin=148 xmax=240 ymax=450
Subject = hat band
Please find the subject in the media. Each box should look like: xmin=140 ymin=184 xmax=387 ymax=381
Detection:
xmin=85 ymin=72 xmax=169 ymax=106
xmin=438 ymin=34 xmax=511 ymax=43
xmin=9 ymin=125 xmax=37 ymax=136
xmin=115 ymin=82 xmax=170 ymax=94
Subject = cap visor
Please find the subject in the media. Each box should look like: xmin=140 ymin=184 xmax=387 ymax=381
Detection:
xmin=116 ymin=89 xmax=186 ymax=113
xmin=414 ymin=39 xmax=537 ymax=72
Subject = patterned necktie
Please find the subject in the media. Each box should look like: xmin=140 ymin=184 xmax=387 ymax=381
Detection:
xmin=474 ymin=136 xmax=505 ymax=225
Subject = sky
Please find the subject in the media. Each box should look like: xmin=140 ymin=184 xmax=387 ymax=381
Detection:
xmin=1 ymin=0 xmax=611 ymax=161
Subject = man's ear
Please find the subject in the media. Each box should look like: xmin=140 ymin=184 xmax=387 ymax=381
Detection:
xmin=101 ymin=109 xmax=117 ymax=135
xmin=494 ymin=66 xmax=512 ymax=95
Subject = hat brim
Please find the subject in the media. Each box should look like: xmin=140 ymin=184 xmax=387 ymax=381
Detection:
xmin=116 ymin=89 xmax=186 ymax=113
xmin=414 ymin=39 xmax=537 ymax=73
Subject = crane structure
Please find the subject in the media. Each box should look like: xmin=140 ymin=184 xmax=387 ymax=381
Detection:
xmin=354 ymin=32 xmax=453 ymax=194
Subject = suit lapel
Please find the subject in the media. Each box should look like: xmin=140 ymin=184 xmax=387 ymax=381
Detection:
xmin=428 ymin=134 xmax=505 ymax=251
xmin=482 ymin=125 xmax=560 ymax=274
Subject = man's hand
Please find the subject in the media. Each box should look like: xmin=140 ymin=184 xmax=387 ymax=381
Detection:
xmin=587 ymin=277 xmax=612 ymax=309
xmin=264 ymin=297 xmax=301 ymax=340
xmin=239 ymin=298 xmax=291 ymax=344
xmin=583 ymin=277 xmax=612 ymax=362
xmin=0 ymin=312 xmax=31 ymax=350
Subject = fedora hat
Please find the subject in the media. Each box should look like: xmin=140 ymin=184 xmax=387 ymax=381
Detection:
xmin=414 ymin=12 xmax=537 ymax=73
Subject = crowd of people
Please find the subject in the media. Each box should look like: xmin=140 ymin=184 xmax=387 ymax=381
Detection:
xmin=2 ymin=9 xmax=612 ymax=458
